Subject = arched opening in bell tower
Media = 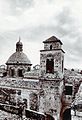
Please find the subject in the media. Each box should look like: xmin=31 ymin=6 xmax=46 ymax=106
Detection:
xmin=46 ymin=55 xmax=54 ymax=74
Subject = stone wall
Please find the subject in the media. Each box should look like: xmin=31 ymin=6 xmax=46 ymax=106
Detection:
xmin=40 ymin=50 xmax=64 ymax=78
xmin=7 ymin=64 xmax=31 ymax=77
xmin=39 ymin=80 xmax=63 ymax=119
xmin=44 ymin=42 xmax=61 ymax=50
xmin=0 ymin=78 xmax=40 ymax=90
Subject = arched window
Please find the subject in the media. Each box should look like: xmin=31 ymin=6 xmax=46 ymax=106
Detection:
xmin=46 ymin=58 xmax=54 ymax=73
xmin=18 ymin=69 xmax=23 ymax=77
xmin=63 ymin=108 xmax=71 ymax=120
xmin=11 ymin=69 xmax=15 ymax=77
xmin=50 ymin=45 xmax=52 ymax=50
xmin=27 ymin=67 xmax=30 ymax=71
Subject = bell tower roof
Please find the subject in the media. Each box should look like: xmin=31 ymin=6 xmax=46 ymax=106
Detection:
xmin=43 ymin=36 xmax=63 ymax=45
xmin=16 ymin=37 xmax=23 ymax=52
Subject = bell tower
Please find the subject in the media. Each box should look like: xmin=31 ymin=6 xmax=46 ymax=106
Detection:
xmin=40 ymin=36 xmax=65 ymax=79
xmin=39 ymin=36 xmax=65 ymax=120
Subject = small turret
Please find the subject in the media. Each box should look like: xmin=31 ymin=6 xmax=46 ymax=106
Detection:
xmin=16 ymin=37 xmax=23 ymax=52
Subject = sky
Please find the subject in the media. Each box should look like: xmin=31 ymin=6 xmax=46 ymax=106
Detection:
xmin=0 ymin=0 xmax=82 ymax=69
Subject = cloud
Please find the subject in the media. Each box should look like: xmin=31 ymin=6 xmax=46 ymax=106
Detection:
xmin=0 ymin=0 xmax=82 ymax=69
xmin=0 ymin=0 xmax=71 ymax=32
xmin=47 ymin=6 xmax=82 ymax=69
xmin=8 ymin=0 xmax=34 ymax=15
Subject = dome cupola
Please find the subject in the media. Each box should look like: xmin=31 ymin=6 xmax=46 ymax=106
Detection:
xmin=16 ymin=37 xmax=23 ymax=52
xmin=6 ymin=38 xmax=32 ymax=77
xmin=6 ymin=37 xmax=31 ymax=65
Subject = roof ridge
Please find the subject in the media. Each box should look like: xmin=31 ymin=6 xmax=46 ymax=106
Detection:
xmin=43 ymin=36 xmax=62 ymax=45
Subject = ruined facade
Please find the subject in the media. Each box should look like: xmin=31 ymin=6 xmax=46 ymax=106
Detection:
xmin=0 ymin=36 xmax=82 ymax=120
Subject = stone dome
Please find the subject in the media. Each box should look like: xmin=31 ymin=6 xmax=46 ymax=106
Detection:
xmin=6 ymin=52 xmax=31 ymax=65
xmin=6 ymin=39 xmax=31 ymax=65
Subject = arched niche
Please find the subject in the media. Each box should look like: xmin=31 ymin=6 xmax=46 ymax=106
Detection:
xmin=18 ymin=69 xmax=23 ymax=77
